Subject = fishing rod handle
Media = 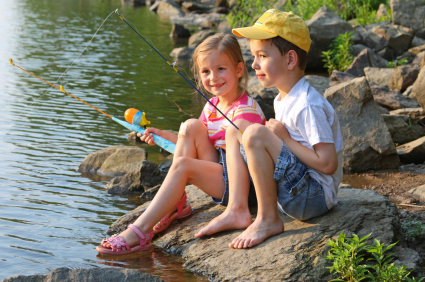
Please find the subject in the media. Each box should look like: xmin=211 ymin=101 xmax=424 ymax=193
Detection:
xmin=112 ymin=117 xmax=176 ymax=154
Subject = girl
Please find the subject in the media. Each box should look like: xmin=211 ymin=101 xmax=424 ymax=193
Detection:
xmin=96 ymin=33 xmax=265 ymax=255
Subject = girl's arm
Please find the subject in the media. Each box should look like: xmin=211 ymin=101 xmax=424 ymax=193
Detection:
xmin=138 ymin=128 xmax=178 ymax=145
xmin=266 ymin=119 xmax=338 ymax=175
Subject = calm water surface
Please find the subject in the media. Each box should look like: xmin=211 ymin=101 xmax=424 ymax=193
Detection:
xmin=0 ymin=0 xmax=206 ymax=280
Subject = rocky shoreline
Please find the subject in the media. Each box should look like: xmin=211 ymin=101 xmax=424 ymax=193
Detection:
xmin=4 ymin=0 xmax=425 ymax=281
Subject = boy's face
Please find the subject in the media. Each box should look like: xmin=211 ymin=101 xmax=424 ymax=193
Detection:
xmin=250 ymin=39 xmax=289 ymax=90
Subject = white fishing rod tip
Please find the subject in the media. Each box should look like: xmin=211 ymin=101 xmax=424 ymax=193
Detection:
xmin=114 ymin=8 xmax=119 ymax=14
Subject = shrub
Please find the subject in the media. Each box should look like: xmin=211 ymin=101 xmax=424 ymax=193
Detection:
xmin=227 ymin=0 xmax=274 ymax=28
xmin=326 ymin=232 xmax=424 ymax=282
xmin=321 ymin=32 xmax=354 ymax=75
xmin=284 ymin=0 xmax=392 ymax=25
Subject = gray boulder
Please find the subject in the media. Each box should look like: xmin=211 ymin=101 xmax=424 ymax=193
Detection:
xmin=403 ymin=85 xmax=415 ymax=98
xmin=351 ymin=44 xmax=388 ymax=68
xmin=364 ymin=67 xmax=395 ymax=88
xmin=376 ymin=3 xmax=389 ymax=20
xmin=390 ymin=107 xmax=425 ymax=118
xmin=382 ymin=114 xmax=424 ymax=145
xmin=305 ymin=75 xmax=331 ymax=95
xmin=78 ymin=145 xmax=147 ymax=177
xmin=324 ymin=77 xmax=400 ymax=172
xmin=247 ymin=76 xmax=278 ymax=104
xmin=345 ymin=48 xmax=371 ymax=77
xmin=169 ymin=23 xmax=190 ymax=38
xmin=106 ymin=160 xmax=165 ymax=194
xmin=188 ymin=29 xmax=216 ymax=47
xmin=329 ymin=70 xmax=356 ymax=86
xmin=104 ymin=185 xmax=420 ymax=281
xmin=370 ymin=83 xmax=420 ymax=110
xmin=364 ymin=23 xmax=414 ymax=57
xmin=391 ymin=0 xmax=425 ymax=39
xmin=169 ymin=12 xmax=223 ymax=26
xmin=412 ymin=51 xmax=425 ymax=67
xmin=1 ymin=267 xmax=163 ymax=282
xmin=156 ymin=0 xmax=184 ymax=16
xmin=397 ymin=136 xmax=425 ymax=164
xmin=389 ymin=63 xmax=420 ymax=92
xmin=410 ymin=36 xmax=425 ymax=48
xmin=306 ymin=7 xmax=359 ymax=69
xmin=170 ymin=46 xmax=195 ymax=59
xmin=407 ymin=184 xmax=425 ymax=199
xmin=412 ymin=67 xmax=425 ymax=109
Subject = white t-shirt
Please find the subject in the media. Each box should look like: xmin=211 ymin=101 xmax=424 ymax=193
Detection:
xmin=273 ymin=77 xmax=343 ymax=210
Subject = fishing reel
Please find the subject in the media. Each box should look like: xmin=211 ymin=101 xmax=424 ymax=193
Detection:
xmin=124 ymin=108 xmax=151 ymax=129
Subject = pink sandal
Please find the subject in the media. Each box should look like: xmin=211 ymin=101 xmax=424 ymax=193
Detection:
xmin=96 ymin=224 xmax=154 ymax=255
xmin=153 ymin=191 xmax=192 ymax=234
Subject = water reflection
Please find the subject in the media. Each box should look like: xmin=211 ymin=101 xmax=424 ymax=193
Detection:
xmin=0 ymin=0 xmax=204 ymax=280
xmin=97 ymin=248 xmax=206 ymax=282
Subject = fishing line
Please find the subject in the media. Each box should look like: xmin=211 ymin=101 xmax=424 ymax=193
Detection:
xmin=8 ymin=60 xmax=176 ymax=154
xmin=117 ymin=12 xmax=194 ymax=117
xmin=11 ymin=9 xmax=117 ymax=122
xmin=115 ymin=9 xmax=244 ymax=134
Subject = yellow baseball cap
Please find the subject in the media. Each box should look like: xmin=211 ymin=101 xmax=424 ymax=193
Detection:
xmin=232 ymin=9 xmax=311 ymax=53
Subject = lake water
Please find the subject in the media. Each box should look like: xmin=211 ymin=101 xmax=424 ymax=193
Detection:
xmin=0 ymin=0 xmax=206 ymax=281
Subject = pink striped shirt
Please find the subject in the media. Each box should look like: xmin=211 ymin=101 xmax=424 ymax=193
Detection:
xmin=200 ymin=93 xmax=266 ymax=150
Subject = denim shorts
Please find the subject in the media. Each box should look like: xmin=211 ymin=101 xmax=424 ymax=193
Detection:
xmin=211 ymin=148 xmax=257 ymax=207
xmin=240 ymin=141 xmax=329 ymax=221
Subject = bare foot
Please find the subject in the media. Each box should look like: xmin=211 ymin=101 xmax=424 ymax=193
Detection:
xmin=229 ymin=217 xmax=285 ymax=249
xmin=195 ymin=208 xmax=252 ymax=238
xmin=101 ymin=227 xmax=141 ymax=249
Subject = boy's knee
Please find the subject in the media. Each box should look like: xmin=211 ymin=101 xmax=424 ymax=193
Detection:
xmin=242 ymin=124 xmax=267 ymax=148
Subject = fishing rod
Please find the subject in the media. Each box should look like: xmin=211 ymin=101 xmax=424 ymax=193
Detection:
xmin=8 ymin=59 xmax=176 ymax=154
xmin=114 ymin=9 xmax=244 ymax=134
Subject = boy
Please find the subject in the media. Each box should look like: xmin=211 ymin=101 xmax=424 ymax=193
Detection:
xmin=196 ymin=9 xmax=343 ymax=249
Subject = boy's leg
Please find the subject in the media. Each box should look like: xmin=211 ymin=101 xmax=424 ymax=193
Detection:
xmin=229 ymin=124 xmax=285 ymax=249
xmin=195 ymin=119 xmax=253 ymax=238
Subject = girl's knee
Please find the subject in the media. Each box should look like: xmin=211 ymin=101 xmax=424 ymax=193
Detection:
xmin=179 ymin=119 xmax=206 ymax=138
xmin=172 ymin=156 xmax=192 ymax=170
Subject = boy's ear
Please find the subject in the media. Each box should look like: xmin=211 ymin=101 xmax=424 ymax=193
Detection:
xmin=236 ymin=61 xmax=245 ymax=78
xmin=287 ymin=50 xmax=298 ymax=71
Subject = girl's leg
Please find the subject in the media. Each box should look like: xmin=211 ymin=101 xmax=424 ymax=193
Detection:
xmin=102 ymin=119 xmax=224 ymax=248
xmin=229 ymin=124 xmax=285 ymax=249
xmin=196 ymin=119 xmax=253 ymax=238
xmin=173 ymin=118 xmax=219 ymax=162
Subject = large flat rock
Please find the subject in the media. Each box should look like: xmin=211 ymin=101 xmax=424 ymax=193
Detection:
xmin=106 ymin=185 xmax=420 ymax=281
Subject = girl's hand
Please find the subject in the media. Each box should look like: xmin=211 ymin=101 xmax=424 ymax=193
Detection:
xmin=266 ymin=119 xmax=290 ymax=142
xmin=137 ymin=128 xmax=161 ymax=145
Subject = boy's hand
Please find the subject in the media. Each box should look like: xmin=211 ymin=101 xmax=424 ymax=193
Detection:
xmin=137 ymin=128 xmax=161 ymax=145
xmin=266 ymin=119 xmax=290 ymax=142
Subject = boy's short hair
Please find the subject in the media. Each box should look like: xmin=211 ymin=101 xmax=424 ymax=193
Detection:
xmin=270 ymin=36 xmax=308 ymax=70
xmin=232 ymin=9 xmax=310 ymax=70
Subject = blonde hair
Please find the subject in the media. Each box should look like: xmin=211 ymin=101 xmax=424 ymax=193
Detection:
xmin=191 ymin=33 xmax=248 ymax=98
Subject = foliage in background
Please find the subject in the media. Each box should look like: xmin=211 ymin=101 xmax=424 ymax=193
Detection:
xmin=326 ymin=232 xmax=424 ymax=282
xmin=386 ymin=58 xmax=409 ymax=69
xmin=321 ymin=32 xmax=354 ymax=75
xmin=284 ymin=0 xmax=392 ymax=25
xmin=401 ymin=217 xmax=425 ymax=241
xmin=227 ymin=0 xmax=275 ymax=28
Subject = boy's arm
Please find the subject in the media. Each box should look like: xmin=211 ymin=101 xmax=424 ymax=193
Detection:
xmin=266 ymin=119 xmax=338 ymax=175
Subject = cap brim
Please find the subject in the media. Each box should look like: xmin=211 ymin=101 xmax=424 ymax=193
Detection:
xmin=232 ymin=26 xmax=277 ymax=40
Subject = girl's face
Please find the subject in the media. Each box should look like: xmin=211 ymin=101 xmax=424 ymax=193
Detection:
xmin=198 ymin=52 xmax=244 ymax=99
